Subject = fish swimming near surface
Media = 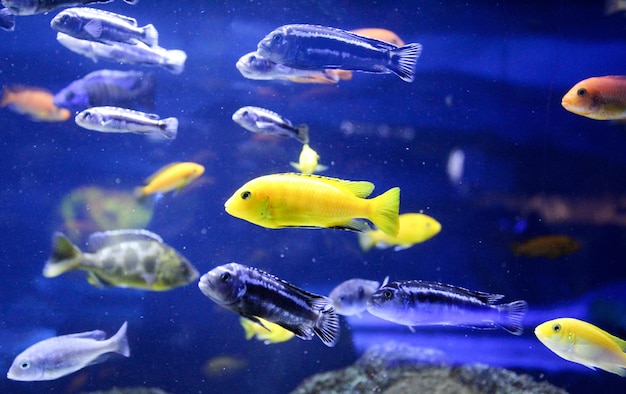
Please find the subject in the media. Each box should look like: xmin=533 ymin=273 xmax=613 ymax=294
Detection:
xmin=54 ymin=69 xmax=155 ymax=110
xmin=239 ymin=316 xmax=295 ymax=344
xmin=366 ymin=280 xmax=528 ymax=335
xmin=512 ymin=234 xmax=580 ymax=259
xmin=535 ymin=318 xmax=626 ymax=376
xmin=1 ymin=85 xmax=70 ymax=121
xmin=51 ymin=7 xmax=158 ymax=47
xmin=0 ymin=7 xmax=15 ymax=31
xmin=198 ymin=262 xmax=340 ymax=347
xmin=56 ymin=32 xmax=187 ymax=74
xmin=43 ymin=230 xmax=199 ymax=291
xmin=75 ymin=106 xmax=178 ymax=139
xmin=561 ymin=76 xmax=626 ymax=120
xmin=1 ymin=0 xmax=137 ymax=16
xmin=232 ymin=106 xmax=309 ymax=144
xmin=257 ymin=24 xmax=422 ymax=82
xmin=134 ymin=162 xmax=204 ymax=199
xmin=328 ymin=278 xmax=383 ymax=316
xmin=7 ymin=321 xmax=129 ymax=381
xmin=358 ymin=213 xmax=441 ymax=252
xmin=235 ymin=51 xmax=343 ymax=84
xmin=225 ymin=173 xmax=400 ymax=236
xmin=290 ymin=143 xmax=328 ymax=175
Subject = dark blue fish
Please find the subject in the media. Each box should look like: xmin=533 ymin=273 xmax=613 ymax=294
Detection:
xmin=257 ymin=24 xmax=422 ymax=82
xmin=198 ymin=263 xmax=340 ymax=347
xmin=54 ymin=69 xmax=155 ymax=110
xmin=1 ymin=0 xmax=137 ymax=16
xmin=0 ymin=8 xmax=15 ymax=31
xmin=366 ymin=280 xmax=528 ymax=335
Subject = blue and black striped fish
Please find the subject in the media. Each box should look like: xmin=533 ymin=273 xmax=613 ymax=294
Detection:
xmin=257 ymin=24 xmax=422 ymax=83
xmin=198 ymin=263 xmax=340 ymax=347
xmin=366 ymin=280 xmax=528 ymax=335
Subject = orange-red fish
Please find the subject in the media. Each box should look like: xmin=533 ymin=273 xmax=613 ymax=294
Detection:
xmin=1 ymin=85 xmax=71 ymax=121
xmin=561 ymin=76 xmax=626 ymax=120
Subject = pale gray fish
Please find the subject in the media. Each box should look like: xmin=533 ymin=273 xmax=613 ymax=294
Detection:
xmin=51 ymin=7 xmax=158 ymax=47
xmin=232 ymin=106 xmax=309 ymax=144
xmin=7 ymin=322 xmax=129 ymax=381
xmin=235 ymin=51 xmax=339 ymax=83
xmin=75 ymin=106 xmax=178 ymax=139
xmin=1 ymin=0 xmax=137 ymax=16
xmin=56 ymin=32 xmax=187 ymax=74
xmin=198 ymin=262 xmax=340 ymax=347
xmin=0 ymin=7 xmax=15 ymax=31
xmin=328 ymin=278 xmax=382 ymax=316
xmin=257 ymin=24 xmax=422 ymax=82
xmin=366 ymin=280 xmax=528 ymax=335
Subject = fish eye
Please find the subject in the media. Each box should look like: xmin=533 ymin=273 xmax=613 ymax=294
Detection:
xmin=219 ymin=272 xmax=231 ymax=282
xmin=83 ymin=111 xmax=91 ymax=119
xmin=272 ymin=33 xmax=283 ymax=43
xmin=577 ymin=88 xmax=587 ymax=97
xmin=357 ymin=286 xmax=365 ymax=298
xmin=19 ymin=360 xmax=30 ymax=370
xmin=382 ymin=290 xmax=393 ymax=299
xmin=240 ymin=191 xmax=251 ymax=200
xmin=248 ymin=55 xmax=256 ymax=63
xmin=60 ymin=14 xmax=70 ymax=23
xmin=65 ymin=92 xmax=75 ymax=100
xmin=552 ymin=323 xmax=561 ymax=333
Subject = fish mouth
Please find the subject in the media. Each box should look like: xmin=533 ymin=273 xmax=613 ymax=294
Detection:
xmin=257 ymin=41 xmax=271 ymax=57
xmin=198 ymin=273 xmax=217 ymax=297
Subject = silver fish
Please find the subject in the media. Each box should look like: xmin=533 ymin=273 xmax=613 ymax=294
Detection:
xmin=257 ymin=24 xmax=422 ymax=82
xmin=7 ymin=322 xmax=129 ymax=381
xmin=75 ymin=106 xmax=178 ymax=139
xmin=232 ymin=106 xmax=309 ymax=144
xmin=236 ymin=51 xmax=339 ymax=83
xmin=198 ymin=262 xmax=340 ymax=347
xmin=51 ymin=7 xmax=158 ymax=47
xmin=56 ymin=32 xmax=187 ymax=74
xmin=366 ymin=280 xmax=528 ymax=335
xmin=1 ymin=0 xmax=137 ymax=16
xmin=328 ymin=278 xmax=382 ymax=316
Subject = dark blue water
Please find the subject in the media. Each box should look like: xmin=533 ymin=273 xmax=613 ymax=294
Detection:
xmin=1 ymin=1 xmax=626 ymax=393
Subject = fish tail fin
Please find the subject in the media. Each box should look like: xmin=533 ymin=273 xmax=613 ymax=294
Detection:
xmin=388 ymin=43 xmax=422 ymax=82
xmin=43 ymin=232 xmax=82 ymax=278
xmin=296 ymin=124 xmax=309 ymax=144
xmin=142 ymin=23 xmax=159 ymax=47
xmin=497 ymin=300 xmax=528 ymax=335
xmin=0 ymin=86 xmax=12 ymax=107
xmin=368 ymin=187 xmax=400 ymax=236
xmin=357 ymin=231 xmax=375 ymax=252
xmin=110 ymin=321 xmax=130 ymax=357
xmin=159 ymin=117 xmax=178 ymax=139
xmin=0 ymin=9 xmax=16 ymax=32
xmin=311 ymin=298 xmax=340 ymax=347
xmin=164 ymin=49 xmax=187 ymax=74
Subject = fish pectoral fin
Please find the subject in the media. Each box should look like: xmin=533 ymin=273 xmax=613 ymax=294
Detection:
xmin=141 ymin=273 xmax=157 ymax=286
xmin=393 ymin=244 xmax=411 ymax=252
xmin=330 ymin=220 xmax=372 ymax=233
xmin=407 ymin=325 xmax=416 ymax=333
xmin=240 ymin=313 xmax=270 ymax=331
xmin=87 ymin=272 xmax=110 ymax=288
xmin=64 ymin=330 xmax=107 ymax=341
xmin=84 ymin=19 xmax=104 ymax=38
xmin=254 ymin=121 xmax=276 ymax=130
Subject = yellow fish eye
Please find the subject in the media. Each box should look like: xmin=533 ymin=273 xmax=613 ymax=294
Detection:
xmin=576 ymin=88 xmax=587 ymax=97
xmin=240 ymin=191 xmax=252 ymax=200
xmin=552 ymin=323 xmax=561 ymax=333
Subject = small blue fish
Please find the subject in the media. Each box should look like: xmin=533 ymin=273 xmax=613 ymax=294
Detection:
xmin=75 ymin=106 xmax=178 ymax=139
xmin=328 ymin=278 xmax=383 ymax=316
xmin=232 ymin=106 xmax=309 ymax=144
xmin=1 ymin=0 xmax=137 ymax=16
xmin=257 ymin=24 xmax=422 ymax=82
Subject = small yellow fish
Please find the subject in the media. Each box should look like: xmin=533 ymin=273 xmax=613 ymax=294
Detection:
xmin=290 ymin=144 xmax=328 ymax=175
xmin=535 ymin=318 xmax=626 ymax=376
xmin=358 ymin=213 xmax=441 ymax=252
xmin=512 ymin=234 xmax=580 ymax=259
xmin=561 ymin=76 xmax=626 ymax=120
xmin=134 ymin=162 xmax=204 ymax=198
xmin=239 ymin=316 xmax=295 ymax=344
xmin=225 ymin=173 xmax=400 ymax=235
xmin=1 ymin=85 xmax=70 ymax=122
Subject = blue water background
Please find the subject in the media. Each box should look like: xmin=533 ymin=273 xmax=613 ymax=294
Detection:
xmin=1 ymin=1 xmax=626 ymax=393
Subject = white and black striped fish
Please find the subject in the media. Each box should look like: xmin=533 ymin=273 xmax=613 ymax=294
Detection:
xmin=232 ymin=106 xmax=309 ymax=144
xmin=74 ymin=106 xmax=177 ymax=139
xmin=366 ymin=280 xmax=528 ymax=335
xmin=257 ymin=24 xmax=422 ymax=83
xmin=198 ymin=263 xmax=340 ymax=347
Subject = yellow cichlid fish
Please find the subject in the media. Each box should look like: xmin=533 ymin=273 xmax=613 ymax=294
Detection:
xmin=225 ymin=173 xmax=400 ymax=235
xmin=561 ymin=76 xmax=626 ymax=120
xmin=290 ymin=144 xmax=328 ymax=175
xmin=134 ymin=162 xmax=204 ymax=199
xmin=239 ymin=316 xmax=295 ymax=344
xmin=358 ymin=213 xmax=441 ymax=252
xmin=535 ymin=318 xmax=626 ymax=376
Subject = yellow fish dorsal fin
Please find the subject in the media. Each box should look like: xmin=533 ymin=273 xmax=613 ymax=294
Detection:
xmin=143 ymin=162 xmax=182 ymax=184
xmin=281 ymin=173 xmax=375 ymax=197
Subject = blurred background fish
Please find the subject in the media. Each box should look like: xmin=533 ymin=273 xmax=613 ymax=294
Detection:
xmin=290 ymin=143 xmax=328 ymax=175
xmin=512 ymin=234 xmax=580 ymax=259
xmin=1 ymin=85 xmax=70 ymax=121
xmin=134 ymin=162 xmax=205 ymax=199
xmin=358 ymin=213 xmax=441 ymax=252
xmin=1 ymin=0 xmax=137 ymax=16
xmin=328 ymin=278 xmax=382 ymax=316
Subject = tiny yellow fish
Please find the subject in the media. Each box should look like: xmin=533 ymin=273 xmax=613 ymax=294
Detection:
xmin=512 ymin=234 xmax=580 ymax=259
xmin=225 ymin=173 xmax=400 ymax=235
xmin=290 ymin=144 xmax=328 ymax=175
xmin=134 ymin=162 xmax=204 ymax=199
xmin=239 ymin=316 xmax=295 ymax=344
xmin=561 ymin=76 xmax=626 ymax=120
xmin=1 ymin=85 xmax=70 ymax=122
xmin=535 ymin=318 xmax=626 ymax=376
xmin=358 ymin=213 xmax=441 ymax=252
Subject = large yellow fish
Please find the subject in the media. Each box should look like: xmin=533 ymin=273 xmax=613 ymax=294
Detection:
xmin=358 ymin=213 xmax=441 ymax=252
xmin=290 ymin=144 xmax=328 ymax=175
xmin=535 ymin=318 xmax=626 ymax=376
xmin=225 ymin=173 xmax=400 ymax=235
xmin=239 ymin=317 xmax=295 ymax=344
xmin=561 ymin=76 xmax=626 ymax=120
xmin=134 ymin=162 xmax=204 ymax=199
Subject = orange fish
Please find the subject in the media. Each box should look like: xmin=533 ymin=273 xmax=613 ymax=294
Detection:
xmin=561 ymin=76 xmax=626 ymax=120
xmin=1 ymin=85 xmax=71 ymax=121
xmin=512 ymin=234 xmax=580 ymax=259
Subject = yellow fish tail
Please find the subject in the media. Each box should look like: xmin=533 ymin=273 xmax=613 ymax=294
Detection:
xmin=43 ymin=233 xmax=82 ymax=278
xmin=357 ymin=231 xmax=376 ymax=252
xmin=368 ymin=187 xmax=400 ymax=236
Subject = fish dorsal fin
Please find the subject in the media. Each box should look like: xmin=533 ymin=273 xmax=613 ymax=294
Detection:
xmin=87 ymin=229 xmax=163 ymax=251
xmin=62 ymin=329 xmax=107 ymax=341
xmin=419 ymin=281 xmax=505 ymax=304
xmin=145 ymin=113 xmax=161 ymax=120
xmin=281 ymin=173 xmax=375 ymax=197
xmin=143 ymin=162 xmax=182 ymax=184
